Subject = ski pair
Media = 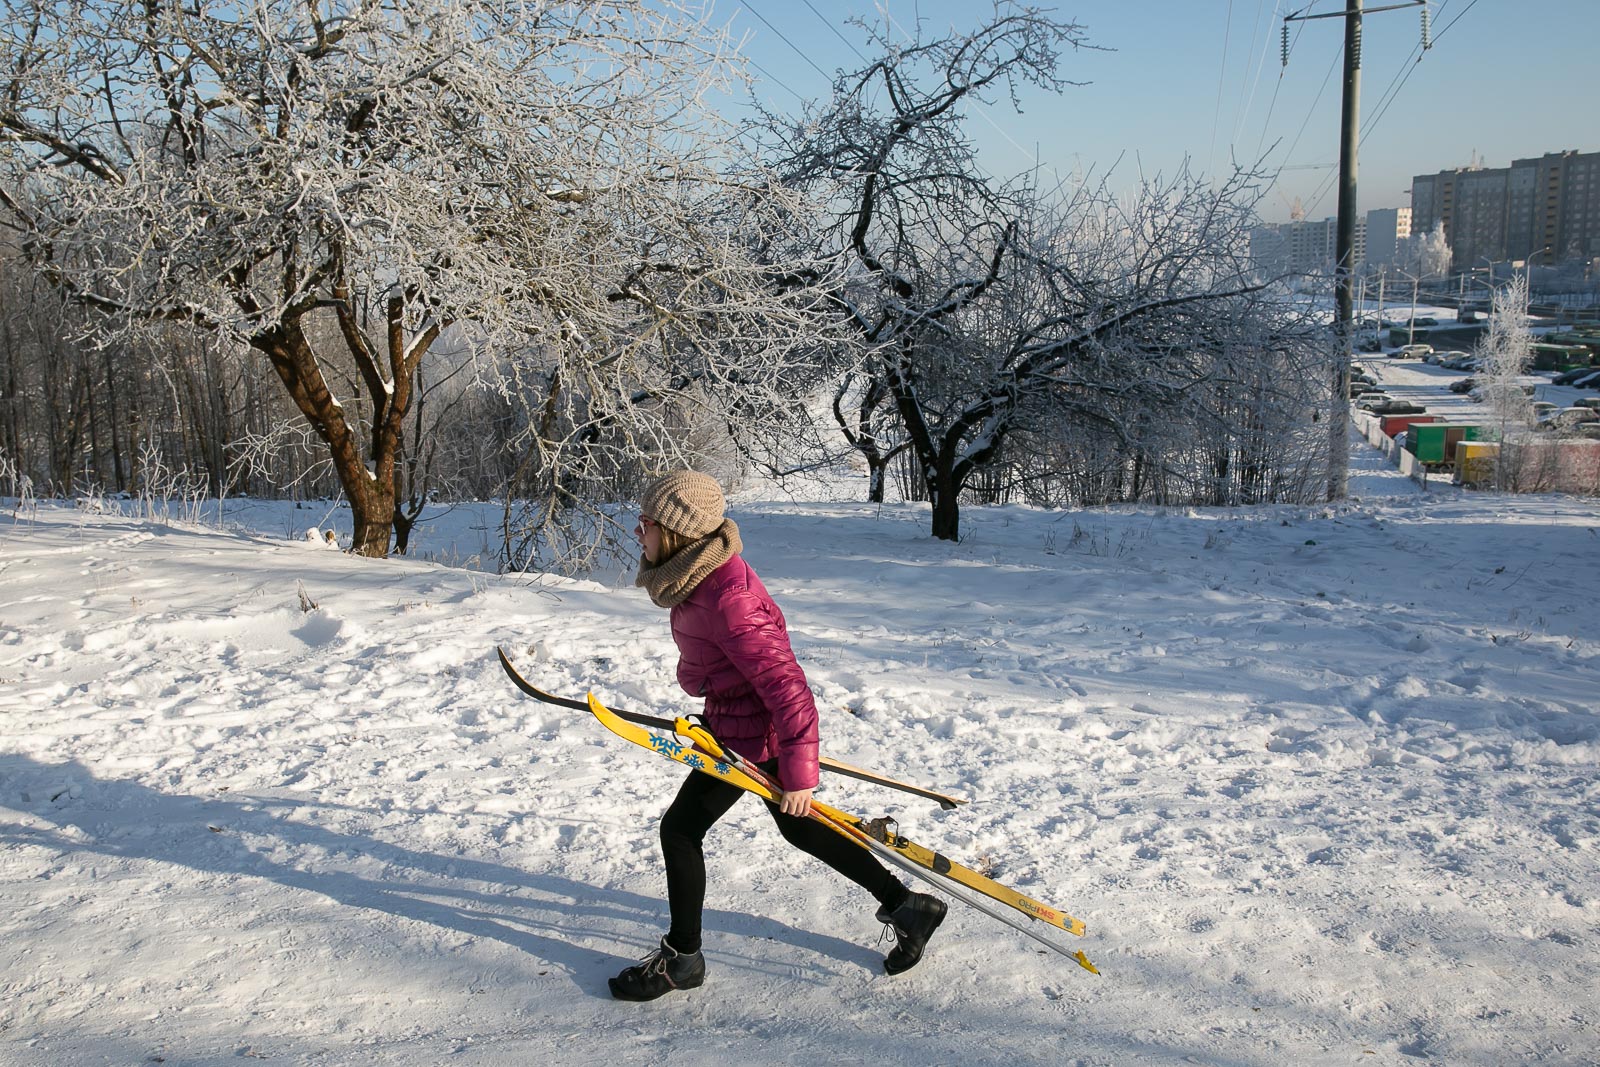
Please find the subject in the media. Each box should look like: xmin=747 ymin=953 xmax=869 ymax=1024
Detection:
xmin=496 ymin=647 xmax=966 ymax=809
xmin=581 ymin=690 xmax=1099 ymax=975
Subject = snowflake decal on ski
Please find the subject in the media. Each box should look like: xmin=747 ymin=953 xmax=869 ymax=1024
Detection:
xmin=648 ymin=735 xmax=687 ymax=758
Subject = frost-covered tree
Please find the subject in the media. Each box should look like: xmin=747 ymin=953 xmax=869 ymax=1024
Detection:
xmin=1 ymin=0 xmax=829 ymax=558
xmin=757 ymin=5 xmax=1083 ymax=521
xmin=1475 ymin=274 xmax=1534 ymax=467
xmin=1416 ymin=220 xmax=1453 ymax=279
xmin=764 ymin=6 xmax=1315 ymax=538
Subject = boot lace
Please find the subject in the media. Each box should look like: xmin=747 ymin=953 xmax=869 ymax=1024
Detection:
xmin=637 ymin=943 xmax=673 ymax=976
xmin=877 ymin=910 xmax=904 ymax=947
xmin=626 ymin=941 xmax=689 ymax=988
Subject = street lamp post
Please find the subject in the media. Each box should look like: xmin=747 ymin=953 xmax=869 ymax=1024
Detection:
xmin=1393 ymin=267 xmax=1421 ymax=347
xmin=1479 ymin=256 xmax=1501 ymax=293
xmin=1520 ymin=246 xmax=1552 ymax=292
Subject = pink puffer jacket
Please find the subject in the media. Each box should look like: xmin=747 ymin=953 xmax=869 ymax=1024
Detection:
xmin=671 ymin=555 xmax=821 ymax=791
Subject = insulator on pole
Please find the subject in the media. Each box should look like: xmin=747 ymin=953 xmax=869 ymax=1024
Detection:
xmin=1281 ymin=22 xmax=1290 ymax=66
xmin=1420 ymin=4 xmax=1432 ymax=51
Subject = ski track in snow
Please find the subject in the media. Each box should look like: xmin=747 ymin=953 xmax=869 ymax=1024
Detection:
xmin=1 ymin=448 xmax=1598 ymax=1066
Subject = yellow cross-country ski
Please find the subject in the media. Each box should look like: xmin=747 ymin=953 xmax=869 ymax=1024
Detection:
xmin=583 ymin=691 xmax=1098 ymax=975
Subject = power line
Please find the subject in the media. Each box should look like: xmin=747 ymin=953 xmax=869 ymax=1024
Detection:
xmin=1254 ymin=1 xmax=1321 ymax=163
xmin=1251 ymin=46 xmax=1293 ymax=162
xmin=1361 ymin=0 xmax=1477 ymax=143
xmin=1278 ymin=39 xmax=1343 ymax=176
xmin=740 ymin=0 xmax=1059 ymax=192
xmin=735 ymin=2 xmax=1034 ymax=192
xmin=734 ymin=0 xmax=835 ymax=107
xmin=742 ymin=55 xmax=811 ymax=105
xmin=743 ymin=0 xmax=835 ymax=82
xmin=869 ymin=3 xmax=1080 ymax=196
xmin=1302 ymin=0 xmax=1478 ymax=216
xmin=1348 ymin=0 xmax=1452 ymax=157
xmin=1230 ymin=0 xmax=1277 ymax=155
xmin=1208 ymin=0 xmax=1236 ymax=175
xmin=798 ymin=0 xmax=869 ymax=64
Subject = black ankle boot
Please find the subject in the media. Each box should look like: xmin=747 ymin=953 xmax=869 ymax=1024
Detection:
xmin=876 ymin=892 xmax=947 ymax=974
xmin=609 ymin=936 xmax=706 ymax=1001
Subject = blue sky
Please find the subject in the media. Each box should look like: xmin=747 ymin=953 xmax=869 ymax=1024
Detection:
xmin=716 ymin=0 xmax=1597 ymax=223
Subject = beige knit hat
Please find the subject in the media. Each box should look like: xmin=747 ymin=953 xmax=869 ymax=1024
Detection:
xmin=639 ymin=470 xmax=726 ymax=539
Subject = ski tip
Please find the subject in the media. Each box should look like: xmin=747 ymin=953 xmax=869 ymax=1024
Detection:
xmin=1073 ymin=951 xmax=1101 ymax=976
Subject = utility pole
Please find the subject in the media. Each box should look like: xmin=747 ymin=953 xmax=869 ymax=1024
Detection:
xmin=1284 ymin=0 xmax=1428 ymax=500
xmin=1335 ymin=0 xmax=1362 ymax=388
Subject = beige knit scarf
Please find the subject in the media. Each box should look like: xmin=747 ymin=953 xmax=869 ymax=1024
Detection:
xmin=635 ymin=518 xmax=743 ymax=608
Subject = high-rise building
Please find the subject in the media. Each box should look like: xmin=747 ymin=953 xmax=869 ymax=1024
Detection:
xmin=1362 ymin=207 xmax=1412 ymax=270
xmin=1409 ymin=171 xmax=1448 ymax=249
xmin=1248 ymin=216 xmax=1365 ymax=277
xmin=1248 ymin=225 xmax=1290 ymax=276
xmin=1410 ymin=150 xmax=1600 ymax=267
xmin=1453 ymin=168 xmax=1510 ymax=268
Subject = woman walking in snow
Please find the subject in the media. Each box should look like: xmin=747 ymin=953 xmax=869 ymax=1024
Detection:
xmin=610 ymin=470 xmax=945 ymax=1001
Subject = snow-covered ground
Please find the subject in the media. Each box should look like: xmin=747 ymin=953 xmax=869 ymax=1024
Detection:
xmin=3 ymin=437 xmax=1597 ymax=1066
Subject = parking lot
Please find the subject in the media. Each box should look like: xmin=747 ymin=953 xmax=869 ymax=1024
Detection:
xmin=1351 ymin=351 xmax=1595 ymax=422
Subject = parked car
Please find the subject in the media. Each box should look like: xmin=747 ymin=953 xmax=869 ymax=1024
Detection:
xmin=1441 ymin=354 xmax=1479 ymax=371
xmin=1396 ymin=344 xmax=1433 ymax=359
xmin=1554 ymin=407 xmax=1600 ymax=429
xmin=1553 ymin=366 xmax=1599 ymax=386
xmin=1469 ymin=382 xmax=1536 ymax=404
xmin=1449 ymin=377 xmax=1478 ymax=394
xmin=1365 ymin=399 xmax=1428 ymax=416
xmin=1355 ymin=392 xmax=1394 ymax=410
xmin=1532 ymin=401 xmax=1560 ymax=422
xmin=1574 ymin=397 xmax=1600 ymax=411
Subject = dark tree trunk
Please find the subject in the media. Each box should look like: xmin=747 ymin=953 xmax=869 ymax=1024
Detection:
xmin=866 ymin=455 xmax=888 ymax=503
xmin=928 ymin=458 xmax=961 ymax=541
xmin=255 ymin=322 xmax=397 ymax=557
xmin=930 ymin=489 xmax=960 ymax=541
xmin=392 ymin=508 xmax=416 ymax=555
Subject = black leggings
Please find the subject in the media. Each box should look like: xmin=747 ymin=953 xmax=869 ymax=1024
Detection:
xmin=659 ymin=762 xmax=909 ymax=954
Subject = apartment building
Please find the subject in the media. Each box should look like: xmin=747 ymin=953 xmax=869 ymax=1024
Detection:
xmin=1248 ymin=213 xmax=1379 ymax=277
xmin=1411 ymin=149 xmax=1600 ymax=267
xmin=1363 ymin=207 xmax=1412 ymax=270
